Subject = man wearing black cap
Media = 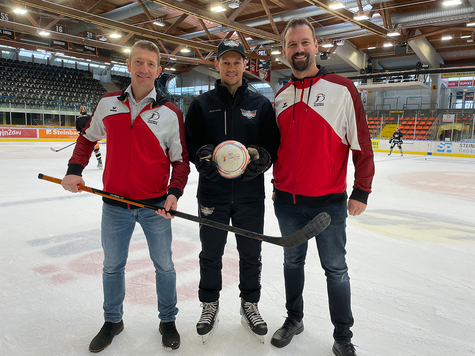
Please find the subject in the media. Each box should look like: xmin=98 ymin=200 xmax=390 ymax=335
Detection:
xmin=185 ymin=39 xmax=280 ymax=344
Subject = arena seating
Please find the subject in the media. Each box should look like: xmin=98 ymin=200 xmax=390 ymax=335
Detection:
xmin=0 ymin=57 xmax=107 ymax=110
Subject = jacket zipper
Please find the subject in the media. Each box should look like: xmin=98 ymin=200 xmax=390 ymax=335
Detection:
xmin=292 ymin=81 xmax=307 ymax=204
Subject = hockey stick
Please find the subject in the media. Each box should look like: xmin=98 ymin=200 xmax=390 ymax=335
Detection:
xmin=38 ymin=173 xmax=331 ymax=247
xmin=50 ymin=142 xmax=76 ymax=152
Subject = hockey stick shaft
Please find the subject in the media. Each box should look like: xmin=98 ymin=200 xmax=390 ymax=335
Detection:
xmin=51 ymin=142 xmax=75 ymax=152
xmin=38 ymin=173 xmax=330 ymax=247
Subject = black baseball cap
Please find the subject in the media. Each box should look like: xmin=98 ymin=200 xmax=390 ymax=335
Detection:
xmin=217 ymin=39 xmax=246 ymax=59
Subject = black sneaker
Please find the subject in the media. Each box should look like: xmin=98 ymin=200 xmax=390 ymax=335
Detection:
xmin=270 ymin=317 xmax=304 ymax=348
xmin=88 ymin=320 xmax=124 ymax=353
xmin=332 ymin=341 xmax=357 ymax=356
xmin=159 ymin=321 xmax=180 ymax=350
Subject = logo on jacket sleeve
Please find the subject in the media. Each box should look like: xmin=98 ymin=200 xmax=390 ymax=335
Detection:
xmin=200 ymin=205 xmax=215 ymax=216
xmin=241 ymin=109 xmax=257 ymax=119
xmin=147 ymin=112 xmax=160 ymax=125
xmin=314 ymin=93 xmax=326 ymax=106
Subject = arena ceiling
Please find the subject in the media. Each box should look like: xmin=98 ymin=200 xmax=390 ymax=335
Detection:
xmin=1 ymin=0 xmax=475 ymax=81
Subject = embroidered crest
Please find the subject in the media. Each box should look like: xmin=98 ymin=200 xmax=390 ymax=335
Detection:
xmin=223 ymin=39 xmax=240 ymax=48
xmin=200 ymin=205 xmax=215 ymax=216
xmin=314 ymin=93 xmax=326 ymax=106
xmin=241 ymin=109 xmax=257 ymax=119
xmin=147 ymin=112 xmax=160 ymax=125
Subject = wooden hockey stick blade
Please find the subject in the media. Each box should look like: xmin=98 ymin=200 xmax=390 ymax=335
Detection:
xmin=38 ymin=173 xmax=331 ymax=247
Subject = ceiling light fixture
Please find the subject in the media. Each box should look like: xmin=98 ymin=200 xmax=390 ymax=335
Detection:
xmin=460 ymin=34 xmax=471 ymax=38
xmin=110 ymin=32 xmax=122 ymax=39
xmin=368 ymin=45 xmax=376 ymax=49
xmin=442 ymin=0 xmax=461 ymax=5
xmin=354 ymin=12 xmax=369 ymax=21
xmin=271 ymin=49 xmax=281 ymax=55
xmin=13 ymin=8 xmax=27 ymax=14
xmin=441 ymin=35 xmax=453 ymax=40
xmin=228 ymin=0 xmax=240 ymax=9
xmin=38 ymin=30 xmax=50 ymax=36
xmin=467 ymin=22 xmax=475 ymax=27
xmin=387 ymin=31 xmax=399 ymax=36
xmin=153 ymin=18 xmax=165 ymax=27
xmin=383 ymin=43 xmax=393 ymax=47
xmin=211 ymin=4 xmax=226 ymax=12
xmin=180 ymin=47 xmax=191 ymax=53
xmin=329 ymin=2 xmax=345 ymax=9
xmin=123 ymin=48 xmax=131 ymax=53
xmin=321 ymin=42 xmax=334 ymax=48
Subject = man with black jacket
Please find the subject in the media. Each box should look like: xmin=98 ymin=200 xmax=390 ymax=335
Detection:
xmin=184 ymin=39 xmax=280 ymax=343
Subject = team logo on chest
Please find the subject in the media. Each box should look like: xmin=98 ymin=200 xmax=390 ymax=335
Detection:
xmin=147 ymin=112 xmax=160 ymax=125
xmin=314 ymin=93 xmax=326 ymax=107
xmin=241 ymin=109 xmax=257 ymax=119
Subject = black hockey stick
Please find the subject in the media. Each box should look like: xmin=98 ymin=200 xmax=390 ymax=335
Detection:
xmin=38 ymin=173 xmax=331 ymax=247
xmin=50 ymin=142 xmax=76 ymax=152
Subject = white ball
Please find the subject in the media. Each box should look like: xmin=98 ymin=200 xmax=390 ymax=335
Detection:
xmin=213 ymin=140 xmax=250 ymax=179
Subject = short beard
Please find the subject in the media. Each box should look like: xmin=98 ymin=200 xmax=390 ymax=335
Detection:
xmin=291 ymin=52 xmax=314 ymax=73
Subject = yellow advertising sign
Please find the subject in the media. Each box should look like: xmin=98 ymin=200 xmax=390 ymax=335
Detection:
xmin=441 ymin=73 xmax=474 ymax=78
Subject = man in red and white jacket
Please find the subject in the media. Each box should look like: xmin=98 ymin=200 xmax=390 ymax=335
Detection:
xmin=270 ymin=18 xmax=374 ymax=356
xmin=61 ymin=40 xmax=189 ymax=353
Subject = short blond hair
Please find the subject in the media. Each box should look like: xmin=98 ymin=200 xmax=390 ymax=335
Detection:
xmin=129 ymin=40 xmax=160 ymax=63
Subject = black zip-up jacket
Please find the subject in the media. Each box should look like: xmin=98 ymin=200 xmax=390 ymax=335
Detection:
xmin=185 ymin=78 xmax=280 ymax=203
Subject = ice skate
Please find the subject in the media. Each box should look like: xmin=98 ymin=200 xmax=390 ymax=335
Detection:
xmin=97 ymin=161 xmax=103 ymax=169
xmin=240 ymin=298 xmax=267 ymax=344
xmin=196 ymin=301 xmax=219 ymax=344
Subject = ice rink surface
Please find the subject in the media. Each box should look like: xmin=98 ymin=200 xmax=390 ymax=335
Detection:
xmin=1 ymin=142 xmax=474 ymax=356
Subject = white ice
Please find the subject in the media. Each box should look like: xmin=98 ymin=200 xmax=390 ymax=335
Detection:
xmin=0 ymin=142 xmax=474 ymax=356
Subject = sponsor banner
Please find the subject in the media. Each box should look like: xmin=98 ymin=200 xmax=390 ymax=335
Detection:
xmin=442 ymin=114 xmax=455 ymax=122
xmin=0 ymin=27 xmax=14 ymax=40
xmin=83 ymin=44 xmax=96 ymax=55
xmin=49 ymin=39 xmax=68 ymax=50
xmin=459 ymin=80 xmax=473 ymax=87
xmin=441 ymin=72 xmax=474 ymax=78
xmin=38 ymin=128 xmax=78 ymax=139
xmin=0 ymin=127 xmax=37 ymax=138
xmin=371 ymin=139 xmax=379 ymax=150
xmin=448 ymin=80 xmax=458 ymax=87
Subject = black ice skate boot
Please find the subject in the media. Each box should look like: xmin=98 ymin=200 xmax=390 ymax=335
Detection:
xmin=196 ymin=301 xmax=219 ymax=344
xmin=240 ymin=298 xmax=267 ymax=344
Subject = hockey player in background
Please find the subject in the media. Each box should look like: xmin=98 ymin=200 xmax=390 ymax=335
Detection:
xmin=389 ymin=127 xmax=404 ymax=156
xmin=76 ymin=106 xmax=103 ymax=169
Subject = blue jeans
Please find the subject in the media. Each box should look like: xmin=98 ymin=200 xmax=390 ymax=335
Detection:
xmin=274 ymin=197 xmax=354 ymax=343
xmin=101 ymin=203 xmax=178 ymax=323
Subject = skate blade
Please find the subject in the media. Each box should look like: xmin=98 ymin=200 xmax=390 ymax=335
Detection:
xmin=200 ymin=317 xmax=219 ymax=345
xmin=240 ymin=315 xmax=265 ymax=345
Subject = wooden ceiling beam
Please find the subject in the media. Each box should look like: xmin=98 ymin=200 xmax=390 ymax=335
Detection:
xmin=305 ymin=0 xmax=390 ymax=39
xmin=148 ymin=0 xmax=282 ymax=42
xmin=228 ymin=0 xmax=252 ymax=22
xmin=19 ymin=0 xmax=217 ymax=52
xmin=260 ymin=0 xmax=279 ymax=35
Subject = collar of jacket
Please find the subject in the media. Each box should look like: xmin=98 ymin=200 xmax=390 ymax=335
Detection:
xmin=215 ymin=78 xmax=248 ymax=105
xmin=117 ymin=87 xmax=169 ymax=107
xmin=290 ymin=65 xmax=332 ymax=86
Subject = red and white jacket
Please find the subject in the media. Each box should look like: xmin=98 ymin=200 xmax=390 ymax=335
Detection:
xmin=67 ymin=89 xmax=190 ymax=205
xmin=273 ymin=66 xmax=374 ymax=206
